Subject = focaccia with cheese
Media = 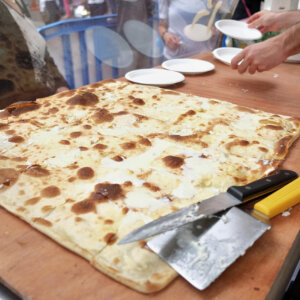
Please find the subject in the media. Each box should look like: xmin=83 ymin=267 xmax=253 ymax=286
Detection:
xmin=0 ymin=80 xmax=299 ymax=293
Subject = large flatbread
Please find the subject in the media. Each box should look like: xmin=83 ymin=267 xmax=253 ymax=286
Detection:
xmin=0 ymin=79 xmax=299 ymax=293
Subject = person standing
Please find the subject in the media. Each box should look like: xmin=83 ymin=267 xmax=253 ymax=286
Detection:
xmin=232 ymin=0 xmax=262 ymax=20
xmin=107 ymin=0 xmax=116 ymax=13
xmin=40 ymin=0 xmax=61 ymax=24
xmin=116 ymin=0 xmax=154 ymax=73
xmin=158 ymin=0 xmax=218 ymax=59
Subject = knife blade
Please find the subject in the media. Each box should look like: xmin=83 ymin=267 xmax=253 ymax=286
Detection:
xmin=118 ymin=169 xmax=297 ymax=245
xmin=147 ymin=177 xmax=300 ymax=290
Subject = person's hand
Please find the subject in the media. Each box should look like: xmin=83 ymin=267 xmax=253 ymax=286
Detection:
xmin=247 ymin=10 xmax=300 ymax=33
xmin=163 ymin=32 xmax=181 ymax=51
xmin=231 ymin=37 xmax=286 ymax=74
xmin=247 ymin=11 xmax=280 ymax=33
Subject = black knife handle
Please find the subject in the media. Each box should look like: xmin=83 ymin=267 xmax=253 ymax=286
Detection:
xmin=227 ymin=170 xmax=298 ymax=202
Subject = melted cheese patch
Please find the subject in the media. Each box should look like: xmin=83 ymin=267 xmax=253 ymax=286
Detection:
xmin=44 ymin=149 xmax=82 ymax=167
xmin=125 ymin=190 xmax=170 ymax=210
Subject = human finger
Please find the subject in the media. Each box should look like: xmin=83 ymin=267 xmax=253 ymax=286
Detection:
xmin=257 ymin=64 xmax=267 ymax=72
xmin=167 ymin=35 xmax=180 ymax=50
xmin=248 ymin=63 xmax=257 ymax=74
xmin=231 ymin=51 xmax=245 ymax=69
xmin=248 ymin=19 xmax=262 ymax=29
xmin=247 ymin=11 xmax=263 ymax=24
xmin=237 ymin=58 xmax=250 ymax=74
xmin=172 ymin=35 xmax=180 ymax=44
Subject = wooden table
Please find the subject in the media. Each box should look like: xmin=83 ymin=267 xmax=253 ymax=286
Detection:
xmin=1 ymin=52 xmax=300 ymax=300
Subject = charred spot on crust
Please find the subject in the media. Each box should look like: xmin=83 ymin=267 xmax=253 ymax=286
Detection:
xmin=122 ymin=207 xmax=129 ymax=214
xmin=104 ymin=233 xmax=117 ymax=245
xmin=0 ymin=168 xmax=19 ymax=189
xmin=71 ymin=199 xmax=96 ymax=214
xmin=104 ymin=219 xmax=114 ymax=224
xmin=67 ymin=92 xmax=98 ymax=106
xmin=59 ymin=140 xmax=70 ymax=145
xmin=263 ymin=125 xmax=284 ymax=131
xmin=25 ymin=197 xmax=41 ymax=205
xmin=162 ymin=155 xmax=184 ymax=169
xmin=275 ymin=136 xmax=293 ymax=157
xmin=57 ymin=90 xmax=76 ymax=98
xmin=0 ymin=123 xmax=9 ymax=131
xmin=139 ymin=138 xmax=152 ymax=146
xmin=48 ymin=107 xmax=59 ymax=114
xmin=259 ymin=147 xmax=268 ymax=153
xmin=113 ymin=111 xmax=128 ymax=116
xmin=92 ymin=183 xmax=123 ymax=202
xmin=121 ymin=142 xmax=136 ymax=150
xmin=41 ymin=186 xmax=61 ymax=198
xmin=6 ymin=102 xmax=40 ymax=116
xmin=41 ymin=205 xmax=54 ymax=213
xmin=225 ymin=139 xmax=250 ymax=150
xmin=93 ymin=143 xmax=108 ymax=150
xmin=143 ymin=182 xmax=160 ymax=192
xmin=169 ymin=134 xmax=197 ymax=142
xmin=5 ymin=129 xmax=15 ymax=135
xmin=92 ymin=109 xmax=114 ymax=123
xmin=32 ymin=218 xmax=52 ymax=227
xmin=112 ymin=155 xmax=124 ymax=162
xmin=133 ymin=98 xmax=145 ymax=105
xmin=70 ymin=131 xmax=82 ymax=138
xmin=68 ymin=177 xmax=76 ymax=182
xmin=8 ymin=135 xmax=24 ymax=143
xmin=77 ymin=167 xmax=95 ymax=180
xmin=79 ymin=146 xmax=88 ymax=151
xmin=25 ymin=165 xmax=50 ymax=177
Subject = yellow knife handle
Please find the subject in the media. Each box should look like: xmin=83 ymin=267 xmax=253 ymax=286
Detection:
xmin=254 ymin=177 xmax=300 ymax=218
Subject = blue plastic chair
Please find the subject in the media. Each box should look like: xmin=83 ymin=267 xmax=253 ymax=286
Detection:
xmin=38 ymin=9 xmax=163 ymax=89
xmin=38 ymin=15 xmax=119 ymax=89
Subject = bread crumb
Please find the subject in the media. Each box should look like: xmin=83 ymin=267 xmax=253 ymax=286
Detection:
xmin=282 ymin=211 xmax=291 ymax=217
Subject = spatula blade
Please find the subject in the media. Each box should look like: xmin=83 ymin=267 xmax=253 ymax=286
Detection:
xmin=147 ymin=207 xmax=270 ymax=290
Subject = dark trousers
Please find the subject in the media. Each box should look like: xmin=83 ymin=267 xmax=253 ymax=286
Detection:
xmin=89 ymin=2 xmax=107 ymax=17
xmin=42 ymin=1 xmax=61 ymax=24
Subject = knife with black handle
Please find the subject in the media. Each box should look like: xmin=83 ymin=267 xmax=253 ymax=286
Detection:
xmin=118 ymin=170 xmax=298 ymax=244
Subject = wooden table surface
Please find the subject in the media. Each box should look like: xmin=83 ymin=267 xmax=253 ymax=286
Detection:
xmin=1 ymin=52 xmax=300 ymax=300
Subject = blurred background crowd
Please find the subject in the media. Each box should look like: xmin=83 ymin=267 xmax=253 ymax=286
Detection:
xmin=1 ymin=0 xmax=299 ymax=108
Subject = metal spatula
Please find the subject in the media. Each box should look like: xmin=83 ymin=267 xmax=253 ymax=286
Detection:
xmin=147 ymin=177 xmax=300 ymax=290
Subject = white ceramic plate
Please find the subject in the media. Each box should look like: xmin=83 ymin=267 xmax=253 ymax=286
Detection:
xmin=162 ymin=58 xmax=215 ymax=74
xmin=125 ymin=68 xmax=185 ymax=87
xmin=212 ymin=47 xmax=243 ymax=65
xmin=183 ymin=24 xmax=212 ymax=42
xmin=285 ymin=53 xmax=300 ymax=63
xmin=215 ymin=20 xmax=262 ymax=41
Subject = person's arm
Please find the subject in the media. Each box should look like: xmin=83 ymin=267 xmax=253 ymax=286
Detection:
xmin=158 ymin=0 xmax=180 ymax=51
xmin=231 ymin=22 xmax=300 ymax=74
xmin=247 ymin=10 xmax=300 ymax=34
xmin=158 ymin=19 xmax=180 ymax=50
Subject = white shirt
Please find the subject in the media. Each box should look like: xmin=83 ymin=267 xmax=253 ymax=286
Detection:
xmin=159 ymin=0 xmax=218 ymax=59
xmin=88 ymin=0 xmax=105 ymax=4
